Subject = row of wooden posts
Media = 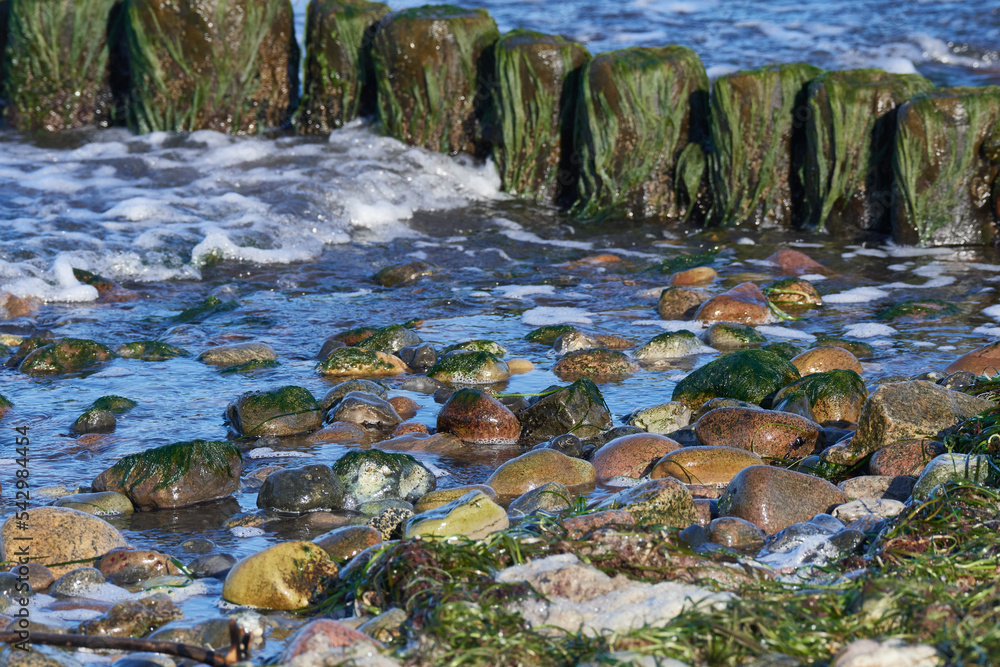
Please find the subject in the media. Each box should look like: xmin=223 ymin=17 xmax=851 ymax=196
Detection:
xmin=0 ymin=0 xmax=998 ymax=246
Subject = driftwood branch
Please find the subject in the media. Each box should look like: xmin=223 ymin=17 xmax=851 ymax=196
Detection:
xmin=0 ymin=618 xmax=251 ymax=666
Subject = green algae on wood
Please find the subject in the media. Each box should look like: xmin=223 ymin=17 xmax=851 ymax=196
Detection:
xmin=708 ymin=63 xmax=823 ymax=227
xmin=372 ymin=5 xmax=499 ymax=154
xmin=802 ymin=69 xmax=933 ymax=235
xmin=574 ymin=45 xmax=709 ymax=220
xmin=893 ymin=86 xmax=1000 ymax=246
xmin=3 ymin=0 xmax=119 ymax=131
xmin=124 ymin=0 xmax=299 ymax=134
xmin=672 ymin=349 xmax=800 ymax=410
xmin=488 ymin=29 xmax=589 ymax=202
xmin=298 ymin=0 xmax=389 ymax=134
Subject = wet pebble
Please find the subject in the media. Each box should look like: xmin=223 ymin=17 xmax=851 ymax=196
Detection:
xmin=591 ymin=433 xmax=682 ymax=480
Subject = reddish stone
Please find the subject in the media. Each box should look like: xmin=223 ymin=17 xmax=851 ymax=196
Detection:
xmin=279 ymin=619 xmax=381 ymax=661
xmin=765 ymin=249 xmax=829 ymax=275
xmin=388 ymin=396 xmax=419 ymax=420
xmin=694 ymin=282 xmax=771 ymax=325
xmin=694 ymin=407 xmax=825 ymax=459
xmin=791 ymin=346 xmax=863 ymax=376
xmin=437 ymin=388 xmax=520 ymax=444
xmin=718 ymin=465 xmax=848 ymax=534
xmin=945 ymin=340 xmax=1000 ymax=377
xmin=562 ymin=509 xmax=635 ymax=539
xmin=391 ymin=421 xmax=430 ymax=436
xmin=591 ymin=433 xmax=682 ymax=480
xmin=869 ymin=439 xmax=945 ymax=477
xmin=97 ymin=548 xmax=180 ymax=585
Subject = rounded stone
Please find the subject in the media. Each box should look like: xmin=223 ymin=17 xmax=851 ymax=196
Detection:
xmin=703 ymin=322 xmax=766 ymax=350
xmin=669 ymin=266 xmax=717 ymax=286
xmin=71 ymin=409 xmax=116 ymax=435
xmin=257 ymin=465 xmax=344 ymax=514
xmin=0 ymin=507 xmax=129 ymax=578
xmin=317 ymin=348 xmax=408 ymax=377
xmin=331 ymin=392 xmax=402 ymax=430
xmin=764 ymin=277 xmax=822 ymax=306
xmin=355 ymin=324 xmax=422 ymax=355
xmin=791 ymin=346 xmax=863 ymax=376
xmin=437 ymin=388 xmax=521 ymax=444
xmin=313 ymin=526 xmax=383 ymax=562
xmin=553 ymin=331 xmax=603 ymax=355
xmin=563 ymin=509 xmax=636 ymax=539
xmin=718 ymin=466 xmax=848 ymax=534
xmin=333 ymin=449 xmax=436 ymax=510
xmin=227 ymin=386 xmax=323 ymax=437
xmin=405 ymin=491 xmax=510 ymax=540
xmin=53 ymin=491 xmax=134 ymax=516
xmin=765 ymin=249 xmax=828 ymax=275
xmin=772 ymin=369 xmax=868 ymax=424
xmin=198 ymin=342 xmax=276 ymax=367
xmin=188 ymin=554 xmax=237 ymax=579
xmin=507 ymin=482 xmax=573 ymax=518
xmin=427 ymin=351 xmax=511 ymax=385
xmin=552 ymin=348 xmax=637 ymax=382
xmin=97 ymin=548 xmax=180 ymax=585
xmin=595 ymin=477 xmax=697 ymax=528
xmin=672 ymin=349 xmax=800 ymax=411
xmin=48 ymin=567 xmax=106 ymax=597
xmin=708 ymin=517 xmax=766 ymax=551
xmin=658 ymin=286 xmax=706 ymax=320
xmin=591 ymin=433 xmax=683 ymax=480
xmin=388 ymin=396 xmax=419 ymax=420
xmin=414 ymin=485 xmax=499 ymax=513
xmin=626 ymin=402 xmax=692 ymax=434
xmin=222 ymin=541 xmax=338 ymax=610
xmin=7 ymin=562 xmax=54 ymax=593
xmin=945 ymin=340 xmax=1000 ymax=377
xmin=912 ymin=453 xmax=992 ymax=500
xmin=487 ymin=449 xmax=596 ymax=499
xmin=694 ymin=283 xmax=771 ymax=325
xmin=869 ymin=439 xmax=945 ymax=477
xmin=320 ymin=379 xmax=388 ymax=411
xmin=651 ymin=446 xmax=763 ymax=486
xmin=694 ymin=406 xmax=825 ymax=459
xmin=632 ymin=330 xmax=702 ymax=361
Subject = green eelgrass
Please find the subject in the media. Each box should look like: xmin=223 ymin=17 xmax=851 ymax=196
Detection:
xmin=125 ymin=0 xmax=289 ymax=134
xmin=3 ymin=0 xmax=117 ymax=131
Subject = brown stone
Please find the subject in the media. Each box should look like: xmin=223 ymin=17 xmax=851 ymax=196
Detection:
xmin=414 ymin=485 xmax=498 ymax=513
xmin=562 ymin=509 xmax=635 ymax=539
xmin=436 ymin=388 xmax=521 ymax=444
xmin=869 ymin=439 xmax=945 ymax=477
xmin=838 ymin=475 xmax=915 ymax=502
xmin=708 ymin=517 xmax=765 ymax=551
xmin=591 ymin=433 xmax=682 ymax=480
xmin=765 ymin=278 xmax=822 ymax=306
xmin=945 ymin=340 xmax=1000 ymax=377
xmin=376 ymin=431 xmax=466 ymax=453
xmin=658 ymin=286 xmax=706 ymax=320
xmin=670 ymin=266 xmax=717 ymax=286
xmin=686 ymin=484 xmax=723 ymax=499
xmin=388 ymin=396 xmax=419 ymax=420
xmin=718 ymin=465 xmax=848 ymax=534
xmin=650 ymin=446 xmax=763 ymax=486
xmin=694 ymin=406 xmax=825 ymax=459
xmin=97 ymin=548 xmax=181 ymax=585
xmin=791 ymin=346 xmax=864 ymax=376
xmin=306 ymin=422 xmax=366 ymax=444
xmin=8 ymin=562 xmax=54 ymax=592
xmin=694 ymin=282 xmax=771 ymax=325
xmin=280 ymin=619 xmax=382 ymax=661
xmin=313 ymin=526 xmax=383 ymax=562
xmin=0 ymin=507 xmax=129 ymax=578
xmin=765 ymin=249 xmax=829 ymax=275
xmin=595 ymin=477 xmax=697 ymax=528
xmin=77 ymin=593 xmax=182 ymax=637
xmin=692 ymin=499 xmax=715 ymax=526
xmin=552 ymin=348 xmax=637 ymax=382
xmin=0 ymin=292 xmax=40 ymax=320
xmin=391 ymin=422 xmax=430 ymax=437
xmin=487 ymin=449 xmax=596 ymax=499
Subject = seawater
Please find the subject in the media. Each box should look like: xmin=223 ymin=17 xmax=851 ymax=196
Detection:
xmin=0 ymin=0 xmax=999 ymax=659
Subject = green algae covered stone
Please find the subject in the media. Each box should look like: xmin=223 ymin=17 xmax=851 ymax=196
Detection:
xmin=116 ymin=341 xmax=190 ymax=361
xmin=355 ymin=323 xmax=422 ymax=354
xmin=893 ymin=86 xmax=1000 ymax=246
xmin=489 ymin=29 xmax=589 ymax=202
xmin=298 ymin=0 xmax=389 ymax=134
xmin=802 ymin=69 xmax=933 ymax=235
xmin=574 ymin=45 xmax=709 ymax=220
xmin=517 ymin=377 xmax=612 ymax=445
xmin=672 ymin=349 xmax=801 ymax=411
xmin=372 ymin=5 xmax=499 ymax=154
xmin=19 ymin=338 xmax=115 ymax=375
xmin=124 ymin=0 xmax=299 ymax=134
xmin=93 ymin=395 xmax=137 ymax=414
xmin=404 ymin=490 xmax=509 ymax=540
xmin=227 ymin=385 xmax=323 ymax=437
xmin=3 ymin=0 xmax=118 ymax=131
xmin=876 ymin=299 xmax=960 ymax=323
xmin=316 ymin=346 xmax=405 ymax=377
xmin=708 ymin=63 xmax=823 ymax=227
xmin=524 ymin=324 xmax=577 ymax=345
xmin=0 ymin=393 xmax=12 ymax=418
xmin=333 ymin=448 xmax=436 ymax=510
xmin=92 ymin=440 xmax=242 ymax=510
xmin=171 ymin=296 xmax=238 ymax=324
xmin=773 ymin=369 xmax=867 ymax=424
xmin=441 ymin=339 xmax=507 ymax=357
xmin=427 ymin=351 xmax=511 ymax=385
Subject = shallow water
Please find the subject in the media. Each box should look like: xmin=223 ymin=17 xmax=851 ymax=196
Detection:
xmin=1 ymin=0 xmax=999 ymax=659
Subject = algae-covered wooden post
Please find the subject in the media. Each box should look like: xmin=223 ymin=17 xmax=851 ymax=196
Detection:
xmin=802 ymin=69 xmax=933 ymax=236
xmin=298 ymin=0 xmax=389 ymax=135
xmin=3 ymin=0 xmax=118 ymax=131
xmin=488 ymin=29 xmax=589 ymax=203
xmin=708 ymin=63 xmax=823 ymax=228
xmin=372 ymin=5 xmax=499 ymax=155
xmin=124 ymin=0 xmax=299 ymax=134
xmin=893 ymin=86 xmax=1000 ymax=246
xmin=574 ymin=46 xmax=710 ymax=220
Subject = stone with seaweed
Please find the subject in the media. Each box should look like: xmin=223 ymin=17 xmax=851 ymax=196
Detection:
xmin=372 ymin=5 xmax=499 ymax=154
xmin=708 ymin=63 xmax=823 ymax=227
xmin=116 ymin=341 xmax=190 ymax=361
xmin=876 ymin=298 xmax=960 ymax=323
xmin=257 ymin=464 xmax=345 ymax=513
xmin=355 ymin=323 xmax=422 ymax=354
xmin=171 ymin=295 xmax=238 ymax=324
xmin=92 ymin=440 xmax=242 ymax=510
xmin=3 ymin=0 xmax=118 ymax=131
xmin=893 ymin=86 xmax=1000 ymax=246
xmin=524 ymin=324 xmax=577 ymax=345
xmin=517 ymin=378 xmax=612 ymax=445
xmin=574 ymin=45 xmax=709 ymax=220
xmin=427 ymin=350 xmax=511 ymax=385
xmin=801 ymin=69 xmax=933 ymax=235
xmin=332 ymin=449 xmax=436 ymax=510
xmin=772 ymin=369 xmax=868 ymax=424
xmin=488 ymin=29 xmax=589 ymax=202
xmin=227 ymin=385 xmax=324 ymax=437
xmin=298 ymin=0 xmax=389 ymax=134
xmin=123 ymin=0 xmax=298 ymax=134
xmin=18 ymin=338 xmax=116 ymax=375
xmin=672 ymin=349 xmax=800 ymax=411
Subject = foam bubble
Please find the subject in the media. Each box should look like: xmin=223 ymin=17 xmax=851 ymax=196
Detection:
xmin=500 ymin=229 xmax=593 ymax=250
xmin=231 ymin=526 xmax=267 ymax=537
xmin=495 ymin=285 xmax=557 ymax=299
xmin=845 ymin=323 xmax=897 ymax=338
xmin=247 ymin=447 xmax=312 ymax=459
xmin=755 ymin=326 xmax=817 ymax=342
xmin=824 ymin=287 xmax=889 ymax=304
xmin=983 ymin=305 xmax=1000 ymax=321
xmin=521 ymin=307 xmax=593 ymax=326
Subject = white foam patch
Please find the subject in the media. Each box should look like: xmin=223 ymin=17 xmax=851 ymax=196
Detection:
xmin=824 ymin=287 xmax=889 ymax=304
xmin=421 ymin=460 xmax=451 ymax=478
xmin=632 ymin=320 xmax=706 ymax=333
xmin=90 ymin=367 xmax=134 ymax=378
xmin=938 ymin=345 xmax=956 ymax=351
xmin=755 ymin=326 xmax=817 ymax=342
xmin=884 ymin=245 xmax=958 ymax=258
xmin=881 ymin=276 xmax=957 ymax=289
xmin=495 ymin=284 xmax=557 ymax=299
xmin=139 ymin=578 xmax=212 ymax=603
xmin=231 ymin=526 xmax=267 ymax=537
xmin=521 ymin=307 xmax=594 ymax=326
xmin=500 ymin=229 xmax=593 ymax=250
xmin=983 ymin=305 xmax=1000 ymax=321
xmin=737 ymin=237 xmax=756 ymax=245
xmin=845 ymin=323 xmax=897 ymax=338
xmin=247 ymin=447 xmax=311 ymax=459
xmin=853 ymin=248 xmax=889 ymax=258
xmin=798 ymin=273 xmax=827 ymax=282
xmin=973 ymin=325 xmax=1000 ymax=338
